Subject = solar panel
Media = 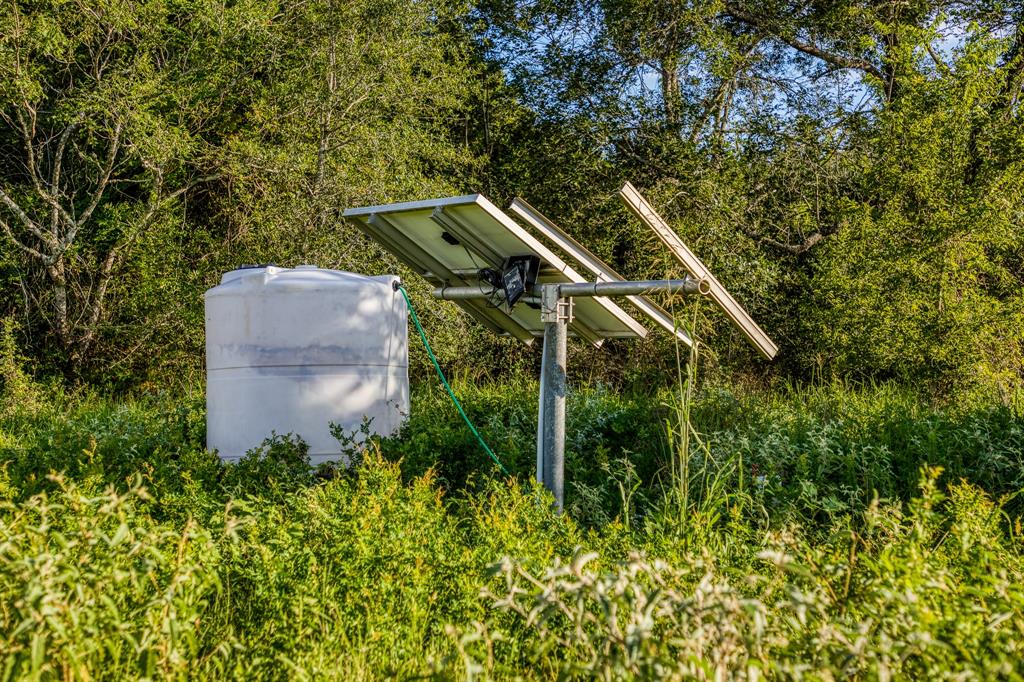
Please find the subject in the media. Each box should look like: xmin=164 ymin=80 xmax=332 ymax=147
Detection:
xmin=618 ymin=182 xmax=779 ymax=360
xmin=343 ymin=194 xmax=648 ymax=345
xmin=508 ymin=197 xmax=695 ymax=348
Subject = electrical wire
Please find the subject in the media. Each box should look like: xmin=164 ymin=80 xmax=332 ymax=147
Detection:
xmin=461 ymin=245 xmax=505 ymax=311
xmin=394 ymin=283 xmax=510 ymax=476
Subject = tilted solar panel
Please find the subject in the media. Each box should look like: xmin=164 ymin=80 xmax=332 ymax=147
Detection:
xmin=343 ymin=194 xmax=647 ymax=345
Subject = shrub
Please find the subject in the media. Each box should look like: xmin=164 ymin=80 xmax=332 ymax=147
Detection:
xmin=0 ymin=384 xmax=1021 ymax=679
xmin=0 ymin=318 xmax=42 ymax=418
xmin=0 ymin=476 xmax=228 ymax=679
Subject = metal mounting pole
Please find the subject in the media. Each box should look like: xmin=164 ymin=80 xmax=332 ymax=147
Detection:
xmin=540 ymin=284 xmax=569 ymax=511
xmin=536 ymin=336 xmax=546 ymax=484
xmin=431 ymin=276 xmax=704 ymax=512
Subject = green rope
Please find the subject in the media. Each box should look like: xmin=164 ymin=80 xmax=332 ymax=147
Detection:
xmin=395 ymin=284 xmax=509 ymax=476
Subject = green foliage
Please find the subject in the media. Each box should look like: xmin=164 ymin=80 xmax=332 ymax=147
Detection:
xmin=0 ymin=0 xmax=275 ymax=376
xmin=0 ymin=386 xmax=1021 ymax=678
xmin=805 ymin=34 xmax=1024 ymax=399
xmin=222 ymin=433 xmax=314 ymax=496
xmin=4 ymin=0 xmax=1023 ymax=397
xmin=474 ymin=0 xmax=1024 ymax=397
xmin=461 ymin=468 xmax=1024 ymax=679
xmin=695 ymin=383 xmax=1024 ymax=521
xmin=2 ymin=3 xmax=1024 ymax=674
xmin=381 ymin=382 xmax=669 ymax=507
xmin=0 ymin=0 xmax=504 ymax=385
xmin=0 ymin=477 xmax=226 ymax=679
xmin=385 ymin=380 xmax=1024 ymax=525
xmin=0 ymin=317 xmax=41 ymax=417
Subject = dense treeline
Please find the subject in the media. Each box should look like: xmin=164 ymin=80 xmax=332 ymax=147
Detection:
xmin=1 ymin=0 xmax=1022 ymax=400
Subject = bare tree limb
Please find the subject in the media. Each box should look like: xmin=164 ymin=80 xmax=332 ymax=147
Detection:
xmin=70 ymin=120 xmax=123 ymax=231
xmin=761 ymin=231 xmax=825 ymax=255
xmin=998 ymin=22 xmax=1024 ymax=117
xmin=15 ymin=108 xmax=42 ymax=194
xmin=50 ymin=120 xmax=80 ymax=236
xmin=734 ymin=217 xmax=832 ymax=255
xmin=164 ymin=174 xmax=221 ymax=203
xmin=0 ymin=185 xmax=54 ymax=251
xmin=724 ymin=3 xmax=885 ymax=82
xmin=79 ymin=248 xmax=119 ymax=352
xmin=72 ymin=171 xmax=221 ymax=351
xmin=15 ymin=107 xmax=78 ymax=234
xmin=925 ymin=42 xmax=951 ymax=77
xmin=0 ymin=215 xmax=51 ymax=261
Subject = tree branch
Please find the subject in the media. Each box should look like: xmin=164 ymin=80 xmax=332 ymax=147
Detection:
xmin=124 ymin=173 xmax=222 ymax=251
xmin=15 ymin=108 xmax=43 ymax=195
xmin=0 ymin=216 xmax=50 ymax=261
xmin=79 ymin=248 xmax=119 ymax=352
xmin=15 ymin=107 xmax=77 ymax=235
xmin=761 ymin=231 xmax=825 ymax=255
xmin=0 ymin=185 xmax=54 ymax=251
xmin=997 ymin=22 xmax=1024 ymax=117
xmin=71 ymin=120 xmax=123 ymax=231
xmin=724 ymin=3 xmax=885 ymax=82
xmin=163 ymin=174 xmax=221 ymax=204
xmin=735 ymin=218 xmax=831 ymax=255
xmin=50 ymin=120 xmax=80 ymax=236
xmin=925 ymin=42 xmax=951 ymax=77
xmin=45 ymin=120 xmax=125 ymax=264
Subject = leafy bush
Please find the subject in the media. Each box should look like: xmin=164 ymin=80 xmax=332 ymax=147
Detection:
xmin=384 ymin=380 xmax=1024 ymax=522
xmin=0 ymin=476 xmax=227 ymax=679
xmin=0 ymin=318 xmax=43 ymax=418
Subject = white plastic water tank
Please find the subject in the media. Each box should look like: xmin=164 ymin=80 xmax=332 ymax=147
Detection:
xmin=205 ymin=265 xmax=409 ymax=464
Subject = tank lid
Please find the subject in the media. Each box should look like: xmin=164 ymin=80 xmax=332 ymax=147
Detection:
xmin=219 ymin=265 xmax=282 ymax=285
xmin=211 ymin=265 xmax=398 ymax=290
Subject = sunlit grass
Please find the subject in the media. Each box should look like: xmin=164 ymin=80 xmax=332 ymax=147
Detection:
xmin=0 ymin=381 xmax=1021 ymax=678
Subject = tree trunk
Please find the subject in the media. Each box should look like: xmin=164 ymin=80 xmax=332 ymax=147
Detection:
xmin=316 ymin=35 xmax=338 ymax=187
xmin=47 ymin=260 xmax=69 ymax=349
xmin=661 ymin=56 xmax=681 ymax=130
xmin=881 ymin=31 xmax=902 ymax=103
xmin=78 ymin=249 xmax=120 ymax=358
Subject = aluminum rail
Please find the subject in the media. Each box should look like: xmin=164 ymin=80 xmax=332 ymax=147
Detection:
xmin=433 ymin=277 xmax=704 ymax=302
xmin=433 ymin=284 xmax=542 ymax=305
xmin=556 ymin=277 xmax=703 ymax=298
xmin=619 ymin=182 xmax=779 ymax=360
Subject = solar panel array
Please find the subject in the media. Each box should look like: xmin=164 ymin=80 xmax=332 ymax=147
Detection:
xmin=343 ymin=185 xmax=777 ymax=358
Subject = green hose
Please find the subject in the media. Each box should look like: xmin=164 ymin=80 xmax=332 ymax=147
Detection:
xmin=395 ymin=283 xmax=509 ymax=476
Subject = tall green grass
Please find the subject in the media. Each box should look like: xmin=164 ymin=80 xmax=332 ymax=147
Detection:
xmin=0 ymin=381 xmax=1021 ymax=679
xmin=387 ymin=378 xmax=1024 ymax=524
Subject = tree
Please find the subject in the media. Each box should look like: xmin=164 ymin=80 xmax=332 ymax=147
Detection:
xmin=0 ymin=0 xmax=270 ymax=370
xmin=223 ymin=0 xmax=484 ymax=266
xmin=476 ymin=0 xmax=1024 ymax=396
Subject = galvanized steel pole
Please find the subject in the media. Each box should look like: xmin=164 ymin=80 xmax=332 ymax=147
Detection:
xmin=540 ymin=284 xmax=568 ymax=511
